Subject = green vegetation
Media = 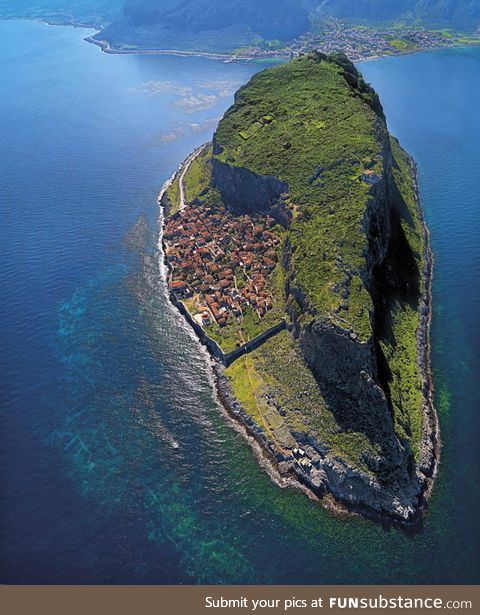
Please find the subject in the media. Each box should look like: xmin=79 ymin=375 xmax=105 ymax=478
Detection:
xmin=376 ymin=138 xmax=426 ymax=457
xmin=118 ymin=43 xmax=139 ymax=50
xmin=165 ymin=174 xmax=181 ymax=214
xmin=225 ymin=351 xmax=296 ymax=447
xmin=389 ymin=38 xmax=418 ymax=51
xmin=182 ymin=297 xmax=202 ymax=316
xmin=430 ymin=28 xmax=455 ymax=38
xmin=166 ymin=145 xmax=212 ymax=214
xmin=183 ymin=146 xmax=212 ymax=203
xmin=99 ymin=0 xmax=310 ymax=54
xmin=226 ymin=331 xmax=379 ymax=473
xmin=316 ymin=0 xmax=480 ymax=31
xmin=215 ymin=53 xmax=385 ymax=339
xmin=456 ymin=36 xmax=480 ymax=45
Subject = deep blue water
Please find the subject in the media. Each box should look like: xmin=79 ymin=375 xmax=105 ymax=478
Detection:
xmin=1 ymin=21 xmax=479 ymax=584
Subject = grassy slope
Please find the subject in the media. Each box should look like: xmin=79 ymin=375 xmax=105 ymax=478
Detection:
xmin=166 ymin=175 xmax=181 ymax=214
xmin=184 ymin=145 xmax=213 ymax=203
xmin=214 ymin=54 xmax=386 ymax=340
xmin=226 ymin=330 xmax=380 ymax=472
xmin=388 ymin=37 xmax=418 ymax=51
xmin=99 ymin=0 xmax=310 ymax=53
xmin=224 ymin=138 xmax=426 ymax=469
xmin=165 ymin=146 xmax=212 ymax=215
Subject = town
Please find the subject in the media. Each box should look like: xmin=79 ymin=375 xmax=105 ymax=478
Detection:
xmin=163 ymin=201 xmax=281 ymax=331
xmin=237 ymin=19 xmax=470 ymax=62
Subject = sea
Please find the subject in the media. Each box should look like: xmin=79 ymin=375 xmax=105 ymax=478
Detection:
xmin=1 ymin=20 xmax=479 ymax=584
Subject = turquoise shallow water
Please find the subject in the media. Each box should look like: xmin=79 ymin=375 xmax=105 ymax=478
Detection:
xmin=1 ymin=21 xmax=479 ymax=583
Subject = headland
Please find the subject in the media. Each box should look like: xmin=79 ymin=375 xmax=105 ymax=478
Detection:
xmin=159 ymin=52 xmax=439 ymax=525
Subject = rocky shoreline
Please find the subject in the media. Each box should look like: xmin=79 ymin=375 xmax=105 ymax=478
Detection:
xmin=411 ymin=160 xmax=441 ymax=499
xmin=158 ymin=151 xmax=439 ymax=527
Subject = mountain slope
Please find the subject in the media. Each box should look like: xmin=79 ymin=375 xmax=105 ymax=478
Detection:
xmin=98 ymin=0 xmax=310 ymax=52
xmin=165 ymin=53 xmax=438 ymax=522
xmin=316 ymin=0 xmax=480 ymax=29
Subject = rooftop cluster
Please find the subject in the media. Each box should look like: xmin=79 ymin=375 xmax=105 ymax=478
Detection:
xmin=242 ymin=20 xmax=460 ymax=62
xmin=164 ymin=202 xmax=280 ymax=329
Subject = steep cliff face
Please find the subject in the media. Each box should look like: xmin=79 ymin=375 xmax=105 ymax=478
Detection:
xmin=211 ymin=150 xmax=292 ymax=225
xmin=195 ymin=53 xmax=436 ymax=521
xmin=300 ymin=320 xmax=406 ymax=458
xmin=286 ymin=136 xmax=418 ymax=496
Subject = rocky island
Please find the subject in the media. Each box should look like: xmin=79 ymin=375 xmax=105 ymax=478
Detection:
xmin=160 ymin=52 xmax=439 ymax=524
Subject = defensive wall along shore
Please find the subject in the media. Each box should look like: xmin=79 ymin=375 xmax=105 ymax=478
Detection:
xmin=169 ymin=287 xmax=288 ymax=367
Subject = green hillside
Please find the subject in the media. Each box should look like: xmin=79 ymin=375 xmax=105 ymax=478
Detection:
xmin=214 ymin=53 xmax=387 ymax=339
xmin=99 ymin=0 xmax=310 ymax=53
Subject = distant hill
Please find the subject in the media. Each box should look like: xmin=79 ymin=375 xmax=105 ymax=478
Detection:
xmin=97 ymin=0 xmax=311 ymax=52
xmin=316 ymin=0 xmax=480 ymax=30
xmin=0 ymin=0 xmax=122 ymax=25
xmin=123 ymin=0 xmax=310 ymax=40
xmin=97 ymin=0 xmax=479 ymax=53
